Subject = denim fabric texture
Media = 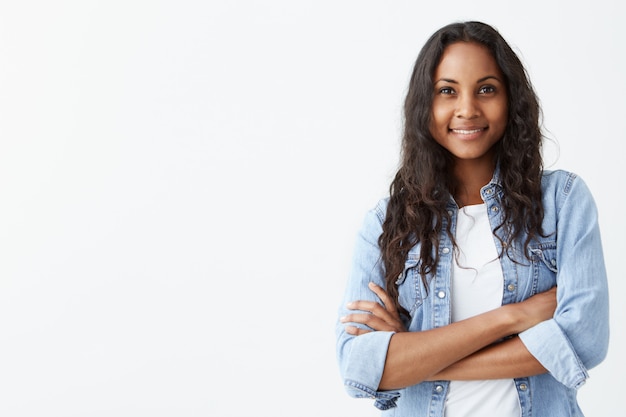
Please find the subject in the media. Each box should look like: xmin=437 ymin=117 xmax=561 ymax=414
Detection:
xmin=336 ymin=169 xmax=609 ymax=416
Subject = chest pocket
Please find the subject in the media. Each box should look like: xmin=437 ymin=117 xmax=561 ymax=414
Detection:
xmin=395 ymin=257 xmax=424 ymax=316
xmin=528 ymin=241 xmax=558 ymax=293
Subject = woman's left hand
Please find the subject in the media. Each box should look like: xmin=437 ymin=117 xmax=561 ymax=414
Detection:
xmin=340 ymin=282 xmax=407 ymax=335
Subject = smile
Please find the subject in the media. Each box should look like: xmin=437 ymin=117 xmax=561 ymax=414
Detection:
xmin=451 ymin=128 xmax=485 ymax=134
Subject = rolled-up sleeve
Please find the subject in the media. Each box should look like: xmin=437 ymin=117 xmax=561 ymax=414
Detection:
xmin=336 ymin=200 xmax=402 ymax=409
xmin=519 ymin=172 xmax=609 ymax=389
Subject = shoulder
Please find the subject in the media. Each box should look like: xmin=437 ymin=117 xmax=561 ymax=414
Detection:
xmin=356 ymin=197 xmax=389 ymax=242
xmin=540 ymin=169 xmax=596 ymax=214
xmin=540 ymin=169 xmax=577 ymax=192
xmin=372 ymin=197 xmax=390 ymax=224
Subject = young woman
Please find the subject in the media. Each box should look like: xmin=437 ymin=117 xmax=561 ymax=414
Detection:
xmin=336 ymin=21 xmax=609 ymax=416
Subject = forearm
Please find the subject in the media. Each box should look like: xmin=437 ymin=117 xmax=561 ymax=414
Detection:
xmin=379 ymin=305 xmax=524 ymax=390
xmin=427 ymin=336 xmax=547 ymax=381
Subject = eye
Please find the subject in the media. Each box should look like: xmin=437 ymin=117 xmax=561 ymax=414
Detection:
xmin=438 ymin=87 xmax=455 ymax=95
xmin=478 ymin=85 xmax=496 ymax=94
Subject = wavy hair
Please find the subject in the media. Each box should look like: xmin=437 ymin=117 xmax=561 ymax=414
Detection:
xmin=379 ymin=21 xmax=544 ymax=318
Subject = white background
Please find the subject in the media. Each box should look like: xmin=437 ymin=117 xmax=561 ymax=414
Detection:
xmin=0 ymin=1 xmax=624 ymax=416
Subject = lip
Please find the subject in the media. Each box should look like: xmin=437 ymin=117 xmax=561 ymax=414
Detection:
xmin=449 ymin=127 xmax=487 ymax=140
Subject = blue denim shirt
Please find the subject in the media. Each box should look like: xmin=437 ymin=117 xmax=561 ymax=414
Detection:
xmin=336 ymin=170 xmax=609 ymax=416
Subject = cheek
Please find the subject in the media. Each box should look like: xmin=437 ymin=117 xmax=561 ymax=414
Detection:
xmin=496 ymin=100 xmax=508 ymax=127
xmin=428 ymin=114 xmax=442 ymax=139
xmin=496 ymin=109 xmax=508 ymax=133
xmin=486 ymin=102 xmax=508 ymax=133
xmin=430 ymin=107 xmax=448 ymax=130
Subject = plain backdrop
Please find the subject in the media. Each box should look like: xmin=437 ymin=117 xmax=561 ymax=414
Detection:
xmin=0 ymin=1 xmax=624 ymax=416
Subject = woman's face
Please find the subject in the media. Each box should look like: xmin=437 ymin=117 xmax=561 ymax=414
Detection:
xmin=430 ymin=42 xmax=508 ymax=165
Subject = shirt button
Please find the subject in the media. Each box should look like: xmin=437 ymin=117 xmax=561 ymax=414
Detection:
xmin=435 ymin=385 xmax=443 ymax=393
xmin=447 ymin=210 xmax=453 ymax=216
xmin=491 ymin=206 xmax=499 ymax=213
xmin=442 ymin=247 xmax=450 ymax=254
xmin=551 ymin=259 xmax=557 ymax=266
xmin=437 ymin=291 xmax=446 ymax=299
xmin=485 ymin=188 xmax=493 ymax=195
xmin=507 ymin=284 xmax=516 ymax=292
xmin=519 ymin=383 xmax=528 ymax=391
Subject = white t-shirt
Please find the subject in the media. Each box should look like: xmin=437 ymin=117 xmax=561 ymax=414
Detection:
xmin=444 ymin=204 xmax=521 ymax=417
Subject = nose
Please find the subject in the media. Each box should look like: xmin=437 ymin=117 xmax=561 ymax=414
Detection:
xmin=454 ymin=93 xmax=479 ymax=119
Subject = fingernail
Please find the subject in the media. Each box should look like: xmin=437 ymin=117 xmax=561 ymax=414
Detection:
xmin=369 ymin=282 xmax=378 ymax=288
xmin=346 ymin=302 xmax=354 ymax=308
xmin=340 ymin=316 xmax=347 ymax=322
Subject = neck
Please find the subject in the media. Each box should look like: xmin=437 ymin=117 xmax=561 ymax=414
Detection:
xmin=452 ymin=159 xmax=496 ymax=207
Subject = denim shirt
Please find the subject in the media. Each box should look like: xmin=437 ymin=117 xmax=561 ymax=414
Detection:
xmin=336 ymin=170 xmax=609 ymax=416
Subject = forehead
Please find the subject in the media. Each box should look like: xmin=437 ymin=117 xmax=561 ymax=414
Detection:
xmin=435 ymin=42 xmax=502 ymax=79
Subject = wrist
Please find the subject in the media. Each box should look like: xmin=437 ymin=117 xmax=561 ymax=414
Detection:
xmin=500 ymin=304 xmax=525 ymax=335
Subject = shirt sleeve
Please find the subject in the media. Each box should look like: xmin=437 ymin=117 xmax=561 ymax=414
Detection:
xmin=519 ymin=172 xmax=609 ymax=389
xmin=335 ymin=200 xmax=402 ymax=410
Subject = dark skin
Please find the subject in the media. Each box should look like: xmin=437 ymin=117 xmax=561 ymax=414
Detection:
xmin=341 ymin=43 xmax=557 ymax=390
xmin=341 ymin=283 xmax=556 ymax=389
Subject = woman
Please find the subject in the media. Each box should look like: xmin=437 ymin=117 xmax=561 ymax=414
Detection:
xmin=336 ymin=21 xmax=609 ymax=416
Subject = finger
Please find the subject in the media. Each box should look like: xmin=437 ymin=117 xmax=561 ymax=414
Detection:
xmin=368 ymin=282 xmax=401 ymax=319
xmin=345 ymin=325 xmax=372 ymax=336
xmin=347 ymin=300 xmax=393 ymax=322
xmin=346 ymin=299 xmax=406 ymax=332
xmin=342 ymin=312 xmax=386 ymax=328
xmin=341 ymin=313 xmax=404 ymax=333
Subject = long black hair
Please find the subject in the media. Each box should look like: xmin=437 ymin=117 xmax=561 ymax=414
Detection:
xmin=379 ymin=21 xmax=544 ymax=318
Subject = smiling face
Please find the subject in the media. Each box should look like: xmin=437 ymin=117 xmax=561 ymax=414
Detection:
xmin=430 ymin=42 xmax=508 ymax=167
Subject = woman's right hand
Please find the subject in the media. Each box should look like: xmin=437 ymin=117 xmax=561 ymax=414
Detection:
xmin=507 ymin=287 xmax=557 ymax=334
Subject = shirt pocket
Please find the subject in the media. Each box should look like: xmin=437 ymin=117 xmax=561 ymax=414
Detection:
xmin=395 ymin=257 xmax=424 ymax=316
xmin=528 ymin=241 xmax=558 ymax=293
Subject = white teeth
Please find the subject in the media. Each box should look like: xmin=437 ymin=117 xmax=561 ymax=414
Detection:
xmin=452 ymin=128 xmax=483 ymax=134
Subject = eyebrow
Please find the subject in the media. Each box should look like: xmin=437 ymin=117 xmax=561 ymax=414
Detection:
xmin=434 ymin=75 xmax=502 ymax=84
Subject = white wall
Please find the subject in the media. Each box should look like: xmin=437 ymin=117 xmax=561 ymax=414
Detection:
xmin=0 ymin=1 xmax=623 ymax=416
